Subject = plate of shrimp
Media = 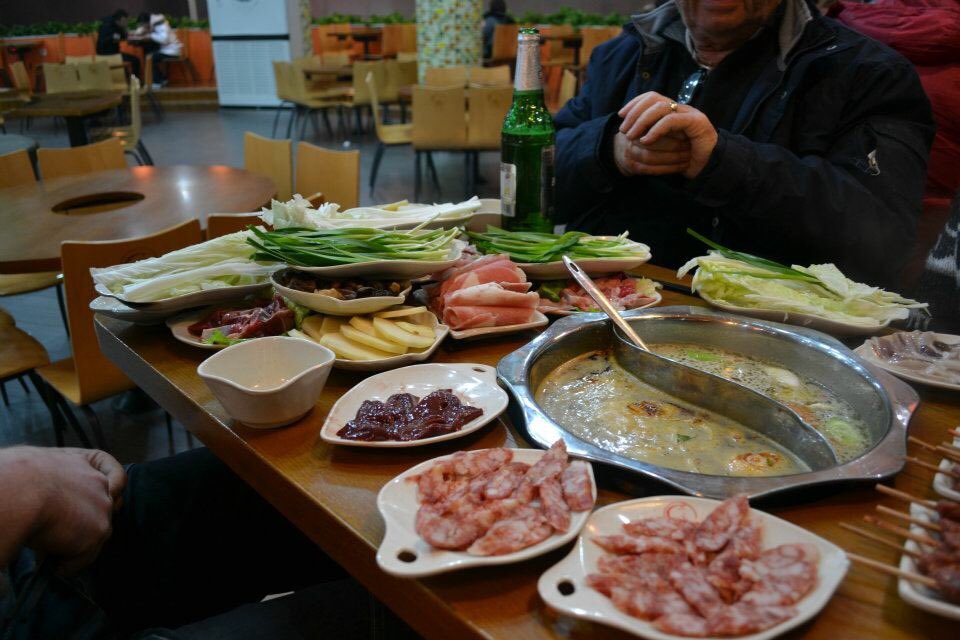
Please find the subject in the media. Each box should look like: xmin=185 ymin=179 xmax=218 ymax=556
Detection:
xmin=376 ymin=440 xmax=596 ymax=577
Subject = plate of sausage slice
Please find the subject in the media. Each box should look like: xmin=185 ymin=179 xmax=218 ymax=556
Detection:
xmin=376 ymin=441 xmax=596 ymax=577
xmin=538 ymin=495 xmax=848 ymax=639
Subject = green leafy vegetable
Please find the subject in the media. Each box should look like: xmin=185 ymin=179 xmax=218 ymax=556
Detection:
xmin=538 ymin=281 xmax=566 ymax=302
xmin=676 ymin=434 xmax=693 ymax=443
xmin=685 ymin=350 xmax=720 ymax=362
xmin=202 ymin=329 xmax=246 ymax=347
xmin=466 ymin=226 xmax=649 ymax=263
xmin=282 ymin=297 xmax=312 ymax=330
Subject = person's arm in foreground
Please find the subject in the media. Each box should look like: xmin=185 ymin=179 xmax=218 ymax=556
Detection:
xmin=0 ymin=447 xmax=126 ymax=574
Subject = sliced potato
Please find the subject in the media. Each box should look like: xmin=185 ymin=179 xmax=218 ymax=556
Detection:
xmin=340 ymin=325 xmax=408 ymax=355
xmin=301 ymin=315 xmax=327 ymax=341
xmin=395 ymin=320 xmax=434 ymax=338
xmin=373 ymin=317 xmax=435 ymax=349
xmin=286 ymin=328 xmax=316 ymax=343
xmin=320 ymin=332 xmax=395 ymax=361
xmin=321 ymin=316 xmax=347 ymax=334
xmin=348 ymin=316 xmax=377 ymax=336
xmin=375 ymin=306 xmax=430 ymax=319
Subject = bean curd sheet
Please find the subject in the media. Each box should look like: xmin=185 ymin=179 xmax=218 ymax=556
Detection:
xmin=536 ymin=351 xmax=809 ymax=477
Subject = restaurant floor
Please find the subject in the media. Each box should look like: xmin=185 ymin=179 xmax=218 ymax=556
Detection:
xmin=1 ymin=108 xmax=488 ymax=638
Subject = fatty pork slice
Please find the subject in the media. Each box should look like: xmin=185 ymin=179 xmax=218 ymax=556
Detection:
xmin=560 ymin=460 xmax=595 ymax=511
xmin=694 ymin=494 xmax=751 ymax=554
xmin=739 ymin=543 xmax=820 ymax=606
xmin=438 ymin=254 xmax=526 ymax=298
xmin=587 ymin=571 xmax=697 ymax=622
xmin=443 ymin=305 xmax=540 ymax=330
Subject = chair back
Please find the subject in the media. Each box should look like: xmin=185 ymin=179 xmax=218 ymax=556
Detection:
xmin=580 ymin=26 xmax=622 ymax=68
xmin=127 ymin=75 xmax=143 ymax=146
xmin=244 ymin=132 xmax=292 ymax=201
xmin=142 ymin=54 xmax=155 ymax=91
xmin=381 ymin=24 xmax=403 ymax=58
xmin=541 ymin=25 xmax=576 ymax=65
xmin=396 ymin=51 xmax=418 ymax=63
xmin=295 ymin=141 xmax=360 ymax=210
xmin=412 ymin=85 xmax=467 ymax=149
xmin=424 ymin=65 xmax=468 ymax=87
xmin=557 ymin=68 xmax=577 ymax=110
xmin=38 ymin=138 xmax=126 ymax=180
xmin=65 ymin=55 xmax=94 ymax=64
xmin=467 ymin=85 xmax=512 ymax=149
xmin=95 ymin=53 xmax=128 ymax=91
xmin=380 ymin=59 xmax=401 ymax=103
xmin=366 ymin=71 xmax=386 ymax=141
xmin=393 ymin=59 xmax=418 ymax=88
xmin=206 ymin=213 xmax=264 ymax=239
xmin=9 ymin=61 xmax=32 ymax=94
xmin=62 ymin=219 xmax=202 ymax=404
xmin=399 ymin=24 xmax=417 ymax=53
xmin=272 ymin=60 xmax=289 ymax=101
xmin=321 ymin=52 xmax=352 ymax=67
xmin=77 ymin=61 xmax=113 ymax=91
xmin=44 ymin=63 xmax=82 ymax=94
xmin=0 ymin=149 xmax=36 ymax=189
xmin=468 ymin=65 xmax=510 ymax=86
xmin=352 ymin=60 xmax=383 ymax=106
xmin=490 ymin=24 xmax=519 ymax=62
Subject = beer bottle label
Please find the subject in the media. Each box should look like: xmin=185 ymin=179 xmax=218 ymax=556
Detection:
xmin=500 ymin=162 xmax=517 ymax=218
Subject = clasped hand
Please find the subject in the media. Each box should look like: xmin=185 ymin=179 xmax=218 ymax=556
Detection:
xmin=613 ymin=92 xmax=719 ymax=179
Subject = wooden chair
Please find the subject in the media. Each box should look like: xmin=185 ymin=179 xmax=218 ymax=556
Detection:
xmin=43 ymin=63 xmax=82 ymax=94
xmin=424 ymin=65 xmax=468 ymax=87
xmin=396 ymin=52 xmax=418 ymax=63
xmin=366 ymin=71 xmax=412 ymax=195
xmin=320 ymin=52 xmax=352 ymax=67
xmin=398 ymin=24 xmax=417 ymax=54
xmin=141 ymin=55 xmax=164 ymax=120
xmin=469 ymin=65 xmax=511 ymax=86
xmin=295 ymin=141 xmax=360 ymax=210
xmin=38 ymin=138 xmax=127 ymax=181
xmin=464 ymin=85 xmax=512 ymax=196
xmin=381 ymin=25 xmax=403 ymax=58
xmin=244 ymin=132 xmax=291 ymax=202
xmin=271 ymin=60 xmax=296 ymax=138
xmin=157 ymin=28 xmax=199 ymax=84
xmin=0 ymin=322 xmax=51 ymax=422
xmin=91 ymin=76 xmax=153 ymax=165
xmin=579 ymin=26 xmax=622 ymax=73
xmin=346 ymin=60 xmax=383 ymax=132
xmin=76 ymin=61 xmax=114 ymax=91
xmin=286 ymin=60 xmax=352 ymax=141
xmin=412 ymin=85 xmax=468 ymax=200
xmin=64 ymin=55 xmax=94 ymax=64
xmin=555 ymin=68 xmax=578 ymax=114
xmin=542 ymin=25 xmax=576 ymax=67
xmin=0 ymin=149 xmax=67 ymax=336
xmin=9 ymin=61 xmax=33 ymax=97
xmin=94 ymin=53 xmax=129 ymax=91
xmin=206 ymin=213 xmax=265 ymax=239
xmin=36 ymin=219 xmax=203 ymax=449
xmin=489 ymin=24 xmax=519 ymax=64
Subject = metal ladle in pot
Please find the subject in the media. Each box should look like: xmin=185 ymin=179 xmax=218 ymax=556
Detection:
xmin=562 ymin=257 xmax=838 ymax=471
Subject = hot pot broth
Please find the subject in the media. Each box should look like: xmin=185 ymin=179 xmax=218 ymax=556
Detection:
xmin=650 ymin=343 xmax=870 ymax=462
xmin=535 ymin=350 xmax=809 ymax=477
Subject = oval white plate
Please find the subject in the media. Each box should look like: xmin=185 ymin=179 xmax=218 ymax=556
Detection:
xmin=94 ymin=282 xmax=272 ymax=312
xmin=448 ymin=310 xmax=549 ymax=340
xmin=377 ymin=448 xmax=595 ymax=577
xmin=90 ymin=295 xmax=174 ymax=325
xmin=853 ymin=333 xmax=960 ymax=391
xmin=543 ymin=291 xmax=662 ymax=317
xmin=328 ymin=312 xmax=450 ymax=372
xmin=700 ymin=292 xmax=892 ymax=337
xmin=516 ymin=240 xmax=652 ymax=280
xmin=166 ymin=308 xmax=226 ymax=350
xmin=272 ymin=274 xmax=412 ymax=316
xmin=539 ymin=495 xmax=849 ymax=640
xmin=290 ymin=240 xmax=466 ymax=279
xmin=933 ymin=436 xmax=960 ymax=501
xmin=899 ymin=503 xmax=960 ymax=620
xmin=319 ymin=363 xmax=507 ymax=447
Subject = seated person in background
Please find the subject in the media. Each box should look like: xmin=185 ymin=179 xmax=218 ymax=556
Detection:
xmin=483 ymin=0 xmax=515 ymax=60
xmin=96 ymin=9 xmax=140 ymax=79
xmin=555 ymin=0 xmax=935 ymax=289
xmin=143 ymin=13 xmax=182 ymax=86
xmin=0 ymin=446 xmax=367 ymax=639
xmin=911 ymin=192 xmax=960 ymax=334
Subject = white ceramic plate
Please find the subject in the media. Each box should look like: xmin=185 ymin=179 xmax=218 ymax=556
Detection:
xmin=319 ymin=363 xmax=507 ymax=447
xmin=853 ymin=333 xmax=960 ymax=391
xmin=448 ymin=310 xmax=549 ymax=340
xmin=700 ymin=292 xmax=892 ymax=337
xmin=290 ymin=240 xmax=466 ymax=279
xmin=272 ymin=274 xmax=412 ymax=316
xmin=542 ymin=291 xmax=662 ymax=317
xmin=933 ymin=436 xmax=960 ymax=501
xmin=516 ymin=240 xmax=652 ymax=280
xmin=899 ymin=503 xmax=960 ymax=620
xmin=166 ymin=308 xmax=228 ymax=351
xmin=377 ymin=447 xmax=595 ymax=577
xmin=539 ymin=495 xmax=849 ymax=640
xmin=90 ymin=295 xmax=174 ymax=325
xmin=94 ymin=282 xmax=272 ymax=313
xmin=321 ymin=311 xmax=450 ymax=372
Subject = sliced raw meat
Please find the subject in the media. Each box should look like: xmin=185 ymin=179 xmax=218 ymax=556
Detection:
xmin=438 ymin=254 xmax=525 ymax=298
xmin=443 ymin=305 xmax=539 ymax=330
xmin=560 ymin=460 xmax=595 ymax=511
xmin=443 ymin=282 xmax=538 ymax=308
xmin=587 ymin=572 xmax=695 ymax=621
xmin=415 ymin=504 xmax=481 ymax=550
xmin=467 ymin=506 xmax=552 ymax=555
xmin=653 ymin=612 xmax=709 ymax=637
xmin=695 ymin=494 xmax=751 ymax=553
xmin=668 ymin=562 xmax=726 ymax=619
xmin=592 ymin=534 xmax=685 ymax=555
xmin=449 ymin=448 xmax=513 ymax=477
xmin=706 ymin=522 xmax=763 ymax=603
xmin=707 ymin=602 xmax=797 ymax=636
xmin=740 ymin=544 xmax=819 ymax=606
xmin=597 ymin=552 xmax=685 ymax=580
xmin=538 ymin=477 xmax=571 ymax=532
xmin=482 ymin=461 xmax=530 ymax=500
xmin=624 ymin=516 xmax=697 ymax=541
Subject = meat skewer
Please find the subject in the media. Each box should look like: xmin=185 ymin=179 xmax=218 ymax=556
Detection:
xmin=876 ymin=506 xmax=942 ymax=532
xmin=948 ymin=427 xmax=959 ymax=439
xmin=862 ymin=515 xmax=940 ymax=547
xmin=908 ymin=437 xmax=960 ymax=464
xmin=847 ymin=553 xmax=938 ymax=589
xmin=840 ymin=522 xmax=921 ymax=558
xmin=875 ymin=484 xmax=937 ymax=509
xmin=906 ymin=456 xmax=960 ymax=479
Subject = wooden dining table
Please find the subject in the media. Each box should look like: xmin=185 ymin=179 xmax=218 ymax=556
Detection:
xmin=0 ymin=165 xmax=276 ymax=274
xmin=93 ymin=264 xmax=958 ymax=640
xmin=8 ymin=91 xmax=124 ymax=146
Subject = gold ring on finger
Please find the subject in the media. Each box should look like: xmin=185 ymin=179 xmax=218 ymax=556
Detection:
xmin=668 ymin=101 xmax=678 ymax=112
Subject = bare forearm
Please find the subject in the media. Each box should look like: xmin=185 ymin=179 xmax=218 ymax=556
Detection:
xmin=0 ymin=447 xmax=44 ymax=569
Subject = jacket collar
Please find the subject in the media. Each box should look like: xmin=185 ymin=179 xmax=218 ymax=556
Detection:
xmin=628 ymin=0 xmax=819 ymax=69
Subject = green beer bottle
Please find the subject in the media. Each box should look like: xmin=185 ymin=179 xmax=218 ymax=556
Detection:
xmin=500 ymin=28 xmax=556 ymax=233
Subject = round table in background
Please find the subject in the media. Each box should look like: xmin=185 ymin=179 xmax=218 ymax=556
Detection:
xmin=0 ymin=133 xmax=39 ymax=172
xmin=0 ymin=165 xmax=277 ymax=274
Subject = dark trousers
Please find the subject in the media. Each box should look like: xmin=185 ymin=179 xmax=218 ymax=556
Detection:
xmin=121 ymin=52 xmax=141 ymax=81
xmin=1 ymin=448 xmax=364 ymax=639
xmin=152 ymin=52 xmax=178 ymax=84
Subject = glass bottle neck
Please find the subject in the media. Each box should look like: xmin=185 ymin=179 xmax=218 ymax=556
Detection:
xmin=514 ymin=41 xmax=543 ymax=92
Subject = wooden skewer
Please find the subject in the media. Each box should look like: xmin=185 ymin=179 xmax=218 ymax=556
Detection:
xmin=935 ymin=445 xmax=960 ymax=464
xmin=875 ymin=484 xmax=936 ymax=509
xmin=847 ymin=552 xmax=938 ymax=588
xmin=908 ymin=437 xmax=960 ymax=465
xmin=839 ymin=522 xmax=921 ymax=558
xmin=941 ymin=441 xmax=960 ymax=455
xmin=907 ymin=456 xmax=960 ymax=479
xmin=910 ymin=436 xmax=939 ymax=451
xmin=863 ymin=515 xmax=941 ymax=547
xmin=876 ymin=505 xmax=942 ymax=532
xmin=948 ymin=427 xmax=959 ymax=439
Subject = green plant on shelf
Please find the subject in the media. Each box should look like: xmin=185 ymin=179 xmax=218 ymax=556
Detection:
xmin=0 ymin=16 xmax=208 ymax=38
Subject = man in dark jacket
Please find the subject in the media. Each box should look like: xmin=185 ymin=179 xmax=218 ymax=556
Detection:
xmin=96 ymin=9 xmax=140 ymax=79
xmin=555 ymin=0 xmax=934 ymax=288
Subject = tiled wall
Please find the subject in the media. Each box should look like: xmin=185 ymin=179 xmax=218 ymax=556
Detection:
xmin=415 ymin=0 xmax=481 ymax=78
